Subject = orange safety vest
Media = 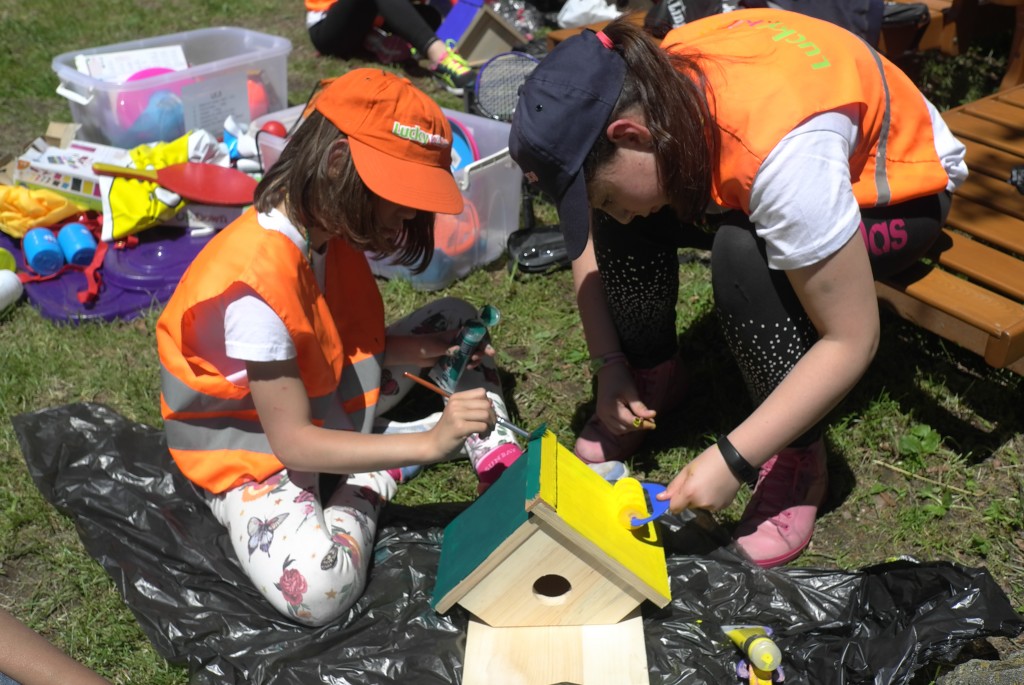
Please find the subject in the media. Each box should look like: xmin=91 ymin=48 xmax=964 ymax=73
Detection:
xmin=156 ymin=209 xmax=386 ymax=494
xmin=305 ymin=0 xmax=335 ymax=12
xmin=662 ymin=8 xmax=951 ymax=213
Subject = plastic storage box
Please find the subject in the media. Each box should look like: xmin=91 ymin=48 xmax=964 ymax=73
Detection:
xmin=253 ymin=105 xmax=522 ymax=291
xmin=52 ymin=27 xmax=291 ymax=148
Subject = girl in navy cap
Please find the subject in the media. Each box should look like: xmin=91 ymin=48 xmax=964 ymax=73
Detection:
xmin=509 ymin=9 xmax=966 ymax=567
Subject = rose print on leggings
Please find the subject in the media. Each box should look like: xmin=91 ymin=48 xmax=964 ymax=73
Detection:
xmin=276 ymin=555 xmax=311 ymax=621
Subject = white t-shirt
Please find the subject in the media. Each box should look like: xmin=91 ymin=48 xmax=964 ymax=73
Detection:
xmin=746 ymin=97 xmax=968 ymax=271
xmin=189 ymin=209 xmax=325 ymax=387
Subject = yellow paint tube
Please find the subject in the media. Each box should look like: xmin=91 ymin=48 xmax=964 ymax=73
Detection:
xmin=721 ymin=624 xmax=782 ymax=672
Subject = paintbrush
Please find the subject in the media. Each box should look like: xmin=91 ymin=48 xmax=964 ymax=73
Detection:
xmin=402 ymin=371 xmax=533 ymax=440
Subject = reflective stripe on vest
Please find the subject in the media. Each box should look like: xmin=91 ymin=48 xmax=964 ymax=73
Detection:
xmin=663 ymin=9 xmax=949 ymax=212
xmin=160 ymin=365 xmax=336 ymax=421
xmin=337 ymin=353 xmax=382 ymax=430
xmin=865 ymin=43 xmax=892 ymax=206
xmin=156 ymin=209 xmax=386 ymax=493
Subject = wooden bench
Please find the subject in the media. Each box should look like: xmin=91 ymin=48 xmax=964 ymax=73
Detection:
xmin=879 ymin=0 xmax=966 ymax=57
xmin=875 ymin=84 xmax=1024 ymax=375
xmin=880 ymin=0 xmax=1024 ymax=89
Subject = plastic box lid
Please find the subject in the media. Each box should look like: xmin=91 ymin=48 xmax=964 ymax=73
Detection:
xmin=52 ymin=27 xmax=291 ymax=147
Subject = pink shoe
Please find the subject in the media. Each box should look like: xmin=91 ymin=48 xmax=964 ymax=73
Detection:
xmin=733 ymin=439 xmax=828 ymax=568
xmin=574 ymin=356 xmax=687 ymax=463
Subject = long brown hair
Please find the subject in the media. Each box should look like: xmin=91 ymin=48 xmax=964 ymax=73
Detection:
xmin=254 ymin=111 xmax=436 ymax=272
xmin=583 ymin=15 xmax=717 ymax=222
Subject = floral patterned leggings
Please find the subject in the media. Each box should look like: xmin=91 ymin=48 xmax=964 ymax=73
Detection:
xmin=205 ymin=297 xmax=512 ymax=626
xmin=207 ymin=468 xmax=395 ymax=626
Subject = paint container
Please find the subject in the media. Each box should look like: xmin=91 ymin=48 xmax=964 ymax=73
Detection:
xmin=722 ymin=625 xmax=782 ymax=673
xmin=22 ymin=228 xmax=64 ymax=276
xmin=0 ymin=269 xmax=24 ymax=313
xmin=57 ymin=222 xmax=98 ymax=266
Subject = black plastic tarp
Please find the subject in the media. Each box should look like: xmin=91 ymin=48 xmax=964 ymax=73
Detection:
xmin=14 ymin=403 xmax=1024 ymax=684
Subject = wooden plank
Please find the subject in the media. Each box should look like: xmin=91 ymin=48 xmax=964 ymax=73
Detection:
xmin=883 ymin=262 xmax=1024 ymax=336
xmin=933 ymin=229 xmax=1024 ymax=300
xmin=945 ymin=195 xmax=1024 ymax=256
xmin=996 ymin=84 xmax=1024 ymax=107
xmin=878 ymin=263 xmax=1024 ymax=367
xmin=457 ymin=518 xmax=648 ymax=627
xmin=956 ymin=100 xmax=1024 ymax=133
xmin=960 ymin=137 xmax=1024 ymax=183
xmin=434 ymin=519 xmax=538 ymax=615
xmin=943 ymin=111 xmax=1024 ymax=157
xmin=953 ymin=171 xmax=1024 ymax=224
xmin=910 ymin=0 xmax=961 ymax=55
xmin=463 ymin=609 xmax=650 ymax=685
xmin=878 ymin=280 xmax=1001 ymax=360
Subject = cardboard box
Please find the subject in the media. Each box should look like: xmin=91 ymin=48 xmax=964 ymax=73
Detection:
xmin=452 ymin=5 xmax=528 ymax=66
xmin=14 ymin=137 xmax=127 ymax=211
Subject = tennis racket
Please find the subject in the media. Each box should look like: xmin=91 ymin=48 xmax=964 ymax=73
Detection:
xmin=473 ymin=51 xmax=540 ymax=122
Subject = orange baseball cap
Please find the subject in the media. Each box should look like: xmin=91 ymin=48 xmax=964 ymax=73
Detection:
xmin=313 ymin=68 xmax=464 ymax=215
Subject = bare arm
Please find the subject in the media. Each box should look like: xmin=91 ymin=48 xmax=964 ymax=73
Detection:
xmin=663 ymin=231 xmax=879 ymax=511
xmin=0 ymin=608 xmax=111 ymax=685
xmin=247 ymin=358 xmax=495 ymax=473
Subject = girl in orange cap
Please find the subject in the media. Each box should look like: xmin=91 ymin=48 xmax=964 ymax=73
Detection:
xmin=156 ymin=69 xmax=521 ymax=625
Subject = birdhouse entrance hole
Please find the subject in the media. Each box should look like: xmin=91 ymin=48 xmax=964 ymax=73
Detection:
xmin=532 ymin=574 xmax=572 ymax=605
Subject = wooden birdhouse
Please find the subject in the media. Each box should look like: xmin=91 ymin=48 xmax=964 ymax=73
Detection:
xmin=432 ymin=430 xmax=672 ymax=685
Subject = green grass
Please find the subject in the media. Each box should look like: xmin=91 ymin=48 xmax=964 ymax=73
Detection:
xmin=1 ymin=2 xmax=1023 ymax=683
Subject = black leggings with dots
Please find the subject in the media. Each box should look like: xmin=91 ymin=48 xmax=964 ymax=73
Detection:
xmin=591 ymin=191 xmax=951 ymax=445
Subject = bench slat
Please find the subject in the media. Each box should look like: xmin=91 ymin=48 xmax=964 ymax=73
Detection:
xmin=953 ymin=170 xmax=1024 ymax=225
xmin=958 ymin=99 xmax=1024 ymax=132
xmin=961 ymin=137 xmax=1024 ymax=183
xmin=877 ymin=264 xmax=1024 ymax=366
xmin=944 ymin=110 xmax=1024 ymax=157
xmin=884 ymin=262 xmax=1024 ymax=335
xmin=933 ymin=229 xmax=1024 ymax=300
xmin=946 ymin=195 xmax=1024 ymax=256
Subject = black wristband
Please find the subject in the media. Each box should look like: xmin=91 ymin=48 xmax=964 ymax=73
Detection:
xmin=717 ymin=435 xmax=759 ymax=487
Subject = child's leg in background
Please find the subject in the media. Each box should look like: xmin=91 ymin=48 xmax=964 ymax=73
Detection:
xmin=206 ymin=468 xmax=395 ymax=626
xmin=377 ymin=297 xmax=522 ymax=489
xmin=308 ymin=0 xmax=379 ymax=58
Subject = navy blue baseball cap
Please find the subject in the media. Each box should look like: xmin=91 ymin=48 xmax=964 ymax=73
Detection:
xmin=509 ymin=30 xmax=626 ymax=261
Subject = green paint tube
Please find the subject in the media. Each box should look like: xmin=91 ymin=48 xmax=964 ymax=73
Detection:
xmin=429 ymin=305 xmax=500 ymax=393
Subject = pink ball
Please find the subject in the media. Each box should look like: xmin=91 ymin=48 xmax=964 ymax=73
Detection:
xmin=116 ymin=68 xmax=182 ymax=129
